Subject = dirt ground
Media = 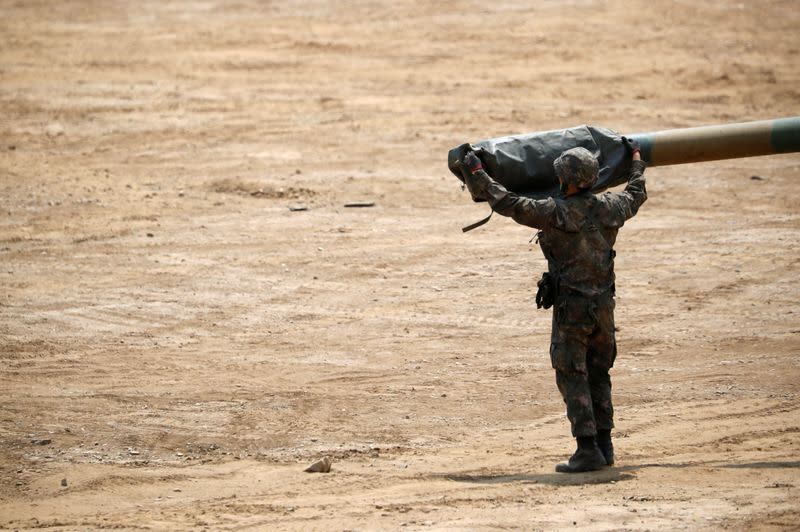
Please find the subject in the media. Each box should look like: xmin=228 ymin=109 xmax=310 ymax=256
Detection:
xmin=1 ymin=0 xmax=799 ymax=530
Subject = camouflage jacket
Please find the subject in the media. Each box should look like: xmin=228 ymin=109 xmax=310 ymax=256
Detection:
xmin=468 ymin=160 xmax=647 ymax=297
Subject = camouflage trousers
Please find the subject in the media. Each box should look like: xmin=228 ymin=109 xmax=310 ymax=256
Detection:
xmin=550 ymin=289 xmax=617 ymax=438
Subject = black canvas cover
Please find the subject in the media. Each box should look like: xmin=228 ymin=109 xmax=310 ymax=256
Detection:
xmin=448 ymin=125 xmax=631 ymax=199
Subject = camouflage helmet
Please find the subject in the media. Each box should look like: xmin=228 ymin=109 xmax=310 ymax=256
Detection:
xmin=553 ymin=147 xmax=599 ymax=190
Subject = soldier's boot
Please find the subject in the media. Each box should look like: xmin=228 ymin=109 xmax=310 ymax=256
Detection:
xmin=597 ymin=429 xmax=614 ymax=466
xmin=555 ymin=436 xmax=607 ymax=473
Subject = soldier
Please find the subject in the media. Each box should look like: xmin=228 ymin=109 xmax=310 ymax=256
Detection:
xmin=461 ymin=140 xmax=646 ymax=472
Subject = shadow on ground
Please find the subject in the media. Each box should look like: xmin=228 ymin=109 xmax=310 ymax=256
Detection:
xmin=439 ymin=459 xmax=800 ymax=486
xmin=442 ymin=471 xmax=635 ymax=486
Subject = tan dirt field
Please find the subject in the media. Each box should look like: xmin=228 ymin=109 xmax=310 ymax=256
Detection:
xmin=1 ymin=0 xmax=799 ymax=530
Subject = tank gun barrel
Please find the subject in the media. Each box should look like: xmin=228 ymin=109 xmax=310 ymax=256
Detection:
xmin=629 ymin=117 xmax=800 ymax=167
xmin=447 ymin=116 xmax=800 ymax=200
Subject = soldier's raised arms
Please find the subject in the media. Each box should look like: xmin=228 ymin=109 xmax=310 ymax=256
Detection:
xmin=597 ymin=137 xmax=648 ymax=227
xmin=462 ymin=151 xmax=556 ymax=229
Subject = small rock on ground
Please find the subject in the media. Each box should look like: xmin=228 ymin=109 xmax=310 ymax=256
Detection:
xmin=304 ymin=456 xmax=332 ymax=473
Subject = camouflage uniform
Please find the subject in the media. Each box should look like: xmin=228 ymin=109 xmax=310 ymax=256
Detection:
xmin=466 ymin=159 xmax=647 ymax=438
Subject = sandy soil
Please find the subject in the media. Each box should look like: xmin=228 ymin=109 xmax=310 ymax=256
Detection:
xmin=1 ymin=0 xmax=799 ymax=529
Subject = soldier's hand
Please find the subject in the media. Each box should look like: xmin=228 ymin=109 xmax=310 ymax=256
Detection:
xmin=621 ymin=136 xmax=641 ymax=159
xmin=462 ymin=151 xmax=484 ymax=174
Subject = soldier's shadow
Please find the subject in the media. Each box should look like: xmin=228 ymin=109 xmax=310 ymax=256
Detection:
xmin=442 ymin=459 xmax=800 ymax=486
xmin=444 ymin=469 xmax=634 ymax=487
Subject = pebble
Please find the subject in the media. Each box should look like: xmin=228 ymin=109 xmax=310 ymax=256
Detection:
xmin=304 ymin=456 xmax=332 ymax=473
xmin=31 ymin=439 xmax=52 ymax=446
xmin=61 ymin=478 xmax=68 ymax=487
